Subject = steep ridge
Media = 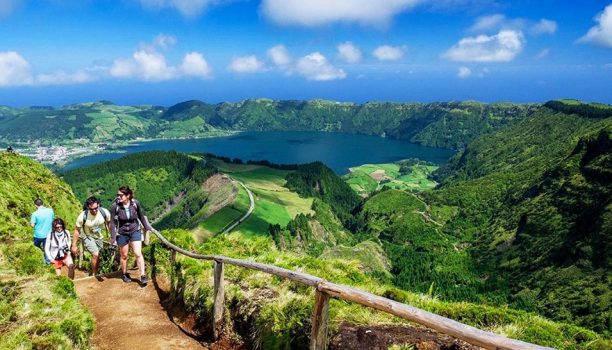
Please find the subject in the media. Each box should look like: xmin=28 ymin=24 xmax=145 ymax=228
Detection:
xmin=0 ymin=152 xmax=91 ymax=348
xmin=0 ymin=99 xmax=539 ymax=150
xmin=431 ymin=106 xmax=612 ymax=333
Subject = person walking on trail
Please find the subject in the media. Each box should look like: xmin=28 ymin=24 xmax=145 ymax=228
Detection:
xmin=44 ymin=218 xmax=74 ymax=279
xmin=30 ymin=198 xmax=54 ymax=264
xmin=72 ymin=196 xmax=111 ymax=276
xmin=110 ymin=186 xmax=153 ymax=287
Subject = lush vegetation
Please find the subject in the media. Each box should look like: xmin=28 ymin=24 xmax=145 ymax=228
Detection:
xmin=544 ymin=99 xmax=612 ymax=119
xmin=62 ymin=151 xmax=217 ymax=225
xmin=143 ymin=227 xmax=610 ymax=349
xmin=0 ymin=99 xmax=541 ymax=150
xmin=0 ymin=152 xmax=93 ymax=348
xmin=343 ymin=159 xmax=439 ymax=196
xmin=285 ymin=161 xmax=362 ymax=227
xmin=428 ymin=107 xmax=612 ymax=334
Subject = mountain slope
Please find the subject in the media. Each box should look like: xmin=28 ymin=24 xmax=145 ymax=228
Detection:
xmin=431 ymin=106 xmax=612 ymax=333
xmin=0 ymin=152 xmax=93 ymax=348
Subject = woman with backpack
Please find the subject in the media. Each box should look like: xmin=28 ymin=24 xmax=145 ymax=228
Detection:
xmin=44 ymin=218 xmax=74 ymax=279
xmin=110 ymin=186 xmax=153 ymax=287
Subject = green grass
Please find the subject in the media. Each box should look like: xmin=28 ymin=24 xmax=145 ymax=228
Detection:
xmin=0 ymin=153 xmax=94 ymax=349
xmin=149 ymin=229 xmax=610 ymax=350
xmin=344 ymin=161 xmax=438 ymax=196
xmin=205 ymin=159 xmax=313 ymax=238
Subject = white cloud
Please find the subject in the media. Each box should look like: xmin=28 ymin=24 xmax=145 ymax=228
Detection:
xmin=260 ymin=0 xmax=421 ymax=28
xmin=35 ymin=70 xmax=95 ymax=86
xmin=0 ymin=51 xmax=98 ymax=87
xmin=296 ymin=52 xmax=346 ymax=81
xmin=532 ymin=19 xmax=557 ymax=35
xmin=154 ymin=33 xmax=177 ymax=49
xmin=137 ymin=0 xmax=219 ymax=18
xmin=0 ymin=0 xmax=20 ymax=17
xmin=457 ymin=66 xmax=471 ymax=78
xmin=181 ymin=52 xmax=212 ymax=78
xmin=470 ymin=14 xmax=505 ymax=32
xmin=111 ymin=48 xmax=212 ymax=80
xmin=535 ymin=48 xmax=550 ymax=59
xmin=228 ymin=55 xmax=265 ymax=73
xmin=578 ymin=4 xmax=612 ymax=47
xmin=0 ymin=51 xmax=32 ymax=86
xmin=373 ymin=45 xmax=404 ymax=61
xmin=443 ymin=30 xmax=524 ymax=62
xmin=337 ymin=42 xmax=362 ymax=63
xmin=605 ymin=63 xmax=612 ymax=69
xmin=469 ymin=14 xmax=557 ymax=36
xmin=267 ymin=45 xmax=292 ymax=67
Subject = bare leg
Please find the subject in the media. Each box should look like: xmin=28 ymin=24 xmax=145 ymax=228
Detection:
xmin=91 ymin=253 xmax=99 ymax=275
xmin=120 ymin=244 xmax=129 ymax=274
xmin=130 ymin=240 xmax=145 ymax=277
xmin=65 ymin=255 xmax=75 ymax=280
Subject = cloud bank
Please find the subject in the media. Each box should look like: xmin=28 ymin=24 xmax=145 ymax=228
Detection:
xmin=228 ymin=55 xmax=265 ymax=73
xmin=337 ymin=42 xmax=362 ymax=63
xmin=443 ymin=30 xmax=524 ymax=62
xmin=373 ymin=45 xmax=404 ymax=61
xmin=260 ymin=0 xmax=421 ymax=27
xmin=578 ymin=4 xmax=612 ymax=47
xmin=0 ymin=51 xmax=97 ymax=87
xmin=296 ymin=52 xmax=346 ymax=81
xmin=136 ymin=0 xmax=221 ymax=18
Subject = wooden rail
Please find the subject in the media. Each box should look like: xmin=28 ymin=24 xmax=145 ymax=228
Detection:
xmin=149 ymin=227 xmax=553 ymax=350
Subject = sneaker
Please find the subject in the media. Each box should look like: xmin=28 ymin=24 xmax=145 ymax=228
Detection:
xmin=122 ymin=273 xmax=131 ymax=283
xmin=140 ymin=275 xmax=148 ymax=286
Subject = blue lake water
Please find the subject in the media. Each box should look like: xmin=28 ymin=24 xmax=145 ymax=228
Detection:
xmin=63 ymin=131 xmax=455 ymax=174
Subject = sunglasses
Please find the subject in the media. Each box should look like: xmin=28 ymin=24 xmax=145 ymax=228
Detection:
xmin=55 ymin=225 xmax=63 ymax=229
xmin=116 ymin=193 xmax=126 ymax=197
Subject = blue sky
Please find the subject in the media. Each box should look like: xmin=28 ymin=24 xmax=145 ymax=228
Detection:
xmin=0 ymin=0 xmax=611 ymax=106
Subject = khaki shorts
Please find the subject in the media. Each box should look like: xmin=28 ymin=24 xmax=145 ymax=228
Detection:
xmin=83 ymin=236 xmax=103 ymax=255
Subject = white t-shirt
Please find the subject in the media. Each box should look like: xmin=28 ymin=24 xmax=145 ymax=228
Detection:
xmin=75 ymin=208 xmax=111 ymax=239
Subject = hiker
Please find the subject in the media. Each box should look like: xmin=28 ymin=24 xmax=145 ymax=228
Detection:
xmin=110 ymin=186 xmax=153 ymax=286
xmin=30 ymin=198 xmax=54 ymax=264
xmin=44 ymin=218 xmax=74 ymax=279
xmin=72 ymin=196 xmax=111 ymax=276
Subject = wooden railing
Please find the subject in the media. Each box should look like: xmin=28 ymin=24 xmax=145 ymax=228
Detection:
xmin=150 ymin=227 xmax=553 ymax=350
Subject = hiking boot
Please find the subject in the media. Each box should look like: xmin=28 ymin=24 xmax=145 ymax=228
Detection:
xmin=140 ymin=275 xmax=148 ymax=286
xmin=122 ymin=273 xmax=131 ymax=283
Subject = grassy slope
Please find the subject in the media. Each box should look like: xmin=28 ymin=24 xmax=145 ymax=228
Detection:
xmin=206 ymin=159 xmax=314 ymax=238
xmin=344 ymin=161 xmax=438 ymax=196
xmin=432 ymin=108 xmax=612 ymax=333
xmin=148 ymin=228 xmax=610 ymax=350
xmin=0 ymin=153 xmax=93 ymax=348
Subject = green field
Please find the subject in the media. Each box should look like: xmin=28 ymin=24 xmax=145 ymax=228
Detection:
xmin=200 ymin=160 xmax=314 ymax=238
xmin=343 ymin=161 xmax=438 ymax=196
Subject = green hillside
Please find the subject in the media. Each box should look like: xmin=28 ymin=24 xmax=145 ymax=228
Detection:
xmin=0 ymin=99 xmax=541 ymax=151
xmin=427 ymin=106 xmax=612 ymax=333
xmin=0 ymin=152 xmax=93 ymax=348
xmin=62 ymin=151 xmax=218 ymax=227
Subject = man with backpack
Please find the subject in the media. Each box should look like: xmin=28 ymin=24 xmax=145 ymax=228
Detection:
xmin=72 ymin=196 xmax=111 ymax=276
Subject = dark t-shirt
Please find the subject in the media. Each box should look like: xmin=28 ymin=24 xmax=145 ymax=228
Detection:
xmin=109 ymin=200 xmax=152 ymax=239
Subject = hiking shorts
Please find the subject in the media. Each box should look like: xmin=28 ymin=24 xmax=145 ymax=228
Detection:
xmin=83 ymin=236 xmax=104 ymax=255
xmin=53 ymin=254 xmax=73 ymax=269
xmin=117 ymin=230 xmax=142 ymax=247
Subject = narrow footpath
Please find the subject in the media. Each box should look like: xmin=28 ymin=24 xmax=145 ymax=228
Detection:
xmin=74 ymin=270 xmax=206 ymax=350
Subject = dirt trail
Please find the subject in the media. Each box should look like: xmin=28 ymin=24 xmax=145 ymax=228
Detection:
xmin=74 ymin=270 xmax=206 ymax=350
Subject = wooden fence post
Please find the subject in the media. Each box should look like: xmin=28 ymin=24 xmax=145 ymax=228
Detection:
xmin=213 ymin=260 xmax=225 ymax=340
xmin=170 ymin=250 xmax=177 ymax=265
xmin=310 ymin=289 xmax=330 ymax=350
